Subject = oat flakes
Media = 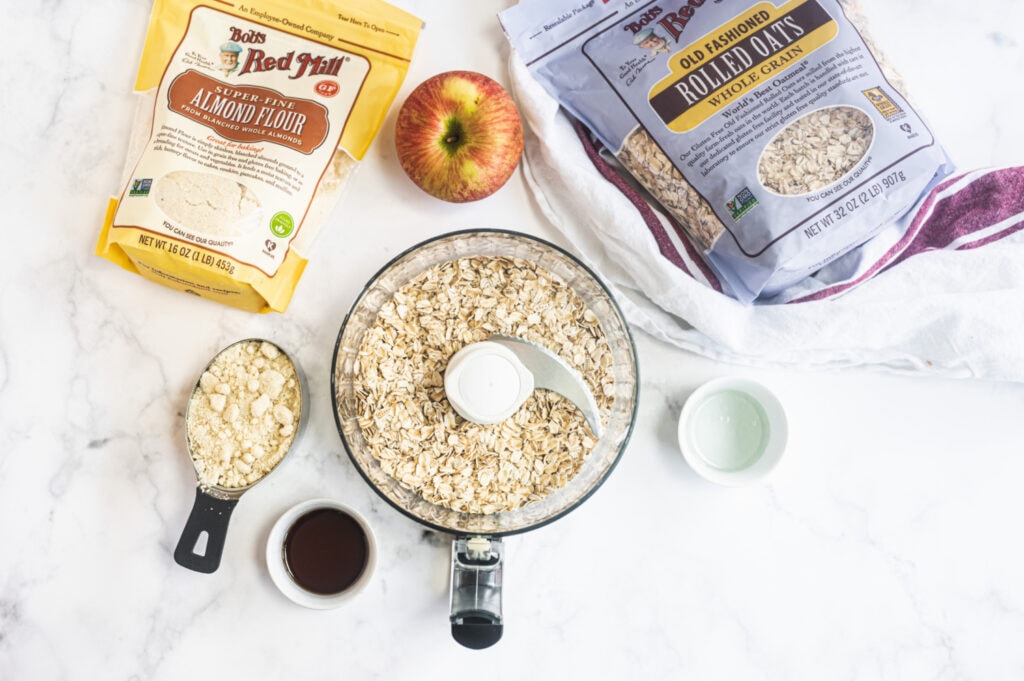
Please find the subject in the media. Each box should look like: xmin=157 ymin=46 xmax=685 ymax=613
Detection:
xmin=758 ymin=106 xmax=874 ymax=196
xmin=353 ymin=256 xmax=615 ymax=515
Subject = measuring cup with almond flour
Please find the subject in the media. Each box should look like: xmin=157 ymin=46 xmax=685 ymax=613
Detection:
xmin=174 ymin=339 xmax=308 ymax=573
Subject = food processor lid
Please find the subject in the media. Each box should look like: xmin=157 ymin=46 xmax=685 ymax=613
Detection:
xmin=444 ymin=341 xmax=535 ymax=425
xmin=445 ymin=335 xmax=603 ymax=437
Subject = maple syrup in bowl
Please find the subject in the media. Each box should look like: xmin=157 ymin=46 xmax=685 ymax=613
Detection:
xmin=266 ymin=498 xmax=377 ymax=608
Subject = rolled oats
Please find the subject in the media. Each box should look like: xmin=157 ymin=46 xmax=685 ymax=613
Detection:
xmin=618 ymin=127 xmax=723 ymax=249
xmin=502 ymin=0 xmax=952 ymax=302
xmin=757 ymin=106 xmax=874 ymax=196
xmin=353 ymin=256 xmax=615 ymax=515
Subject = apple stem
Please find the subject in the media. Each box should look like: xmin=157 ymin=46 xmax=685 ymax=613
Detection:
xmin=441 ymin=117 xmax=465 ymax=154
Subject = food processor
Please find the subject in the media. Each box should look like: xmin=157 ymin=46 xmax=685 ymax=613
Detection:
xmin=331 ymin=229 xmax=638 ymax=648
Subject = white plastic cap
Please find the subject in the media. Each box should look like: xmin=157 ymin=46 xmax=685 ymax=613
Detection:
xmin=444 ymin=341 xmax=535 ymax=425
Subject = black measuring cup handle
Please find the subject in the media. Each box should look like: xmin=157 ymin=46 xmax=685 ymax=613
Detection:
xmin=174 ymin=487 xmax=239 ymax=573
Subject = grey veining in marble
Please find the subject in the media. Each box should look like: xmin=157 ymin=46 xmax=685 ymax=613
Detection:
xmin=2 ymin=0 xmax=1024 ymax=679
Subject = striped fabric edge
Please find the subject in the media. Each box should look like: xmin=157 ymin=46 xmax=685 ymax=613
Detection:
xmin=572 ymin=120 xmax=723 ymax=293
xmin=790 ymin=166 xmax=1024 ymax=303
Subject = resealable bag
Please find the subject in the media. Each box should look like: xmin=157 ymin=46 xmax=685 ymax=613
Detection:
xmin=97 ymin=0 xmax=421 ymax=313
xmin=500 ymin=0 xmax=953 ymax=303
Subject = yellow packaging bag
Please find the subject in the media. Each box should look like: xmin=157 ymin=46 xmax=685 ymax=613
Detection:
xmin=97 ymin=0 xmax=421 ymax=312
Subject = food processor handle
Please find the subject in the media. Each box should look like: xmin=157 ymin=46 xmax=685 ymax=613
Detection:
xmin=174 ymin=487 xmax=239 ymax=573
xmin=449 ymin=537 xmax=504 ymax=649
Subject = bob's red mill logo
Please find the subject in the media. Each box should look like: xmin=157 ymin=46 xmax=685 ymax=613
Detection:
xmin=226 ymin=27 xmax=347 ymax=79
xmin=623 ymin=0 xmax=707 ymax=43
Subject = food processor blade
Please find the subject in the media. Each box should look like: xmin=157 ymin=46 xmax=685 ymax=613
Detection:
xmin=488 ymin=335 xmax=603 ymax=437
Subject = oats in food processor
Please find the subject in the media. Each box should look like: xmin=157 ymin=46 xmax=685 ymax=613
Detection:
xmin=353 ymin=255 xmax=616 ymax=514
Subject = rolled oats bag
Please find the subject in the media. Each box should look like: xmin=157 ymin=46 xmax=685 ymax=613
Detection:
xmin=97 ymin=0 xmax=421 ymax=312
xmin=500 ymin=0 xmax=953 ymax=303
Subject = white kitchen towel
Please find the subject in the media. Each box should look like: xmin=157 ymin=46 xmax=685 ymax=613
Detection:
xmin=508 ymin=53 xmax=1024 ymax=382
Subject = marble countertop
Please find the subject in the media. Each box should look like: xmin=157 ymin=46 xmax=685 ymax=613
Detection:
xmin=3 ymin=0 xmax=1024 ymax=678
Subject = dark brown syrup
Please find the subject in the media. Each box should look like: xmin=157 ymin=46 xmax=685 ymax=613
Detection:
xmin=283 ymin=507 xmax=368 ymax=595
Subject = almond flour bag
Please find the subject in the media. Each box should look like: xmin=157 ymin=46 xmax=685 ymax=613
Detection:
xmin=97 ymin=0 xmax=421 ymax=313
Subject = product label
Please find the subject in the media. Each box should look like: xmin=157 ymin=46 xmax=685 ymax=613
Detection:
xmin=96 ymin=0 xmax=421 ymax=313
xmin=502 ymin=0 xmax=951 ymax=301
xmin=578 ymin=0 xmax=920 ymax=258
xmin=167 ymin=70 xmax=331 ymax=153
xmin=114 ymin=5 xmax=369 ymax=276
xmin=646 ymin=0 xmax=837 ymax=132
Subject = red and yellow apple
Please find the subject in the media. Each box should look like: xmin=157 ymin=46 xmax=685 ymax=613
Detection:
xmin=394 ymin=70 xmax=524 ymax=203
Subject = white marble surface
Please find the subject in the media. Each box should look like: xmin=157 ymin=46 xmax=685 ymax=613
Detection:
xmin=3 ymin=0 xmax=1024 ymax=678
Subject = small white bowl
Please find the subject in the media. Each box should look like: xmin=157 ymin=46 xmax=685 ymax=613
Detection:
xmin=677 ymin=377 xmax=788 ymax=486
xmin=266 ymin=498 xmax=377 ymax=609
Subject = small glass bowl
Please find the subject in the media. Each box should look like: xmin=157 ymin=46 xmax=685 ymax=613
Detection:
xmin=677 ymin=377 xmax=788 ymax=486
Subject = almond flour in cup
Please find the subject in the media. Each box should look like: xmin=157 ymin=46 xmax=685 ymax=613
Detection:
xmin=175 ymin=339 xmax=307 ymax=573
